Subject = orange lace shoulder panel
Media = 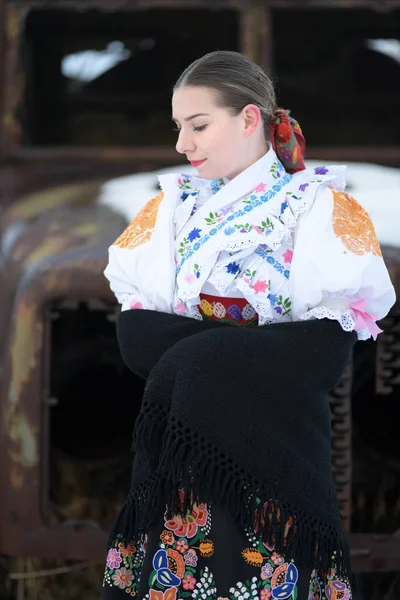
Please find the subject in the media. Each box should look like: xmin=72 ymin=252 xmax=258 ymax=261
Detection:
xmin=331 ymin=188 xmax=382 ymax=257
xmin=112 ymin=191 xmax=164 ymax=250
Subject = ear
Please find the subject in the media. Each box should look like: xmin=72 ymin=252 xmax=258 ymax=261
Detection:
xmin=242 ymin=104 xmax=262 ymax=136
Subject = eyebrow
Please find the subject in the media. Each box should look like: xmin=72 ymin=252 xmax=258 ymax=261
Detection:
xmin=172 ymin=113 xmax=209 ymax=123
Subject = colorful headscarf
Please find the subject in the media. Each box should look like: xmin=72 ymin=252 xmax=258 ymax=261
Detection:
xmin=269 ymin=108 xmax=306 ymax=174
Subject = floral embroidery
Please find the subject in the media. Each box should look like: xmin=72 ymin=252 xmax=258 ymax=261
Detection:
xmin=271 ymin=552 xmax=284 ymax=566
xmin=149 ymin=588 xmax=178 ymax=600
xmin=252 ymin=279 xmax=269 ymax=294
xmin=199 ymin=293 xmax=259 ymax=328
xmin=174 ymin=301 xmax=187 ymax=315
xmin=130 ymin=300 xmax=143 ymax=310
xmin=255 ymin=248 xmax=290 ymax=280
xmin=282 ymin=249 xmax=293 ymax=264
xmin=331 ymin=188 xmax=382 ymax=257
xmin=197 ymin=540 xmax=215 ymax=557
xmin=113 ymin=192 xmax=164 ymax=250
xmin=176 ymin=539 xmax=189 ymax=554
xmin=309 ymin=568 xmax=352 ymax=600
xmin=175 ymin=172 xmax=292 ymax=276
xmin=227 ymin=304 xmax=243 ymax=320
xmin=193 ymin=263 xmax=201 ymax=279
xmin=119 ymin=541 xmax=136 ymax=558
xmin=153 ymin=549 xmax=182 ymax=587
xmin=160 ymin=531 xmax=175 ymax=546
xmin=268 ymin=293 xmax=292 ymax=316
xmin=243 ymin=268 xmax=257 ymax=285
xmin=184 ymin=549 xmax=198 ymax=566
xmin=188 ymin=227 xmax=202 ymax=242
xmin=178 ymin=176 xmax=193 ymax=190
xmin=112 ymin=567 xmax=134 ymax=589
xmin=299 ymin=183 xmax=309 ymax=192
xmin=210 ymin=178 xmax=225 ymax=195
xmin=226 ymin=261 xmax=241 ymax=275
xmin=205 ymin=211 xmax=222 ymax=225
xmin=261 ymin=563 xmax=274 ymax=579
xmin=269 ymin=161 xmax=282 ymax=179
xmin=165 ymin=494 xmax=208 ymax=539
xmin=259 ymin=217 xmax=275 ymax=233
xmin=104 ymin=502 xmax=351 ymax=600
xmin=241 ymin=547 xmax=264 ymax=566
xmin=182 ymin=574 xmax=197 ymax=590
xmin=178 ymin=237 xmax=191 ymax=258
xmin=107 ymin=548 xmax=122 ymax=569
xmin=235 ymin=222 xmax=253 ymax=233
xmin=103 ymin=534 xmax=145 ymax=595
xmin=255 ymin=182 xmax=267 ymax=193
xmin=314 ymin=166 xmax=329 ymax=175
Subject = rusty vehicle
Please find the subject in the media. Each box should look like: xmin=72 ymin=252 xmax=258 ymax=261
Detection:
xmin=0 ymin=0 xmax=399 ymax=595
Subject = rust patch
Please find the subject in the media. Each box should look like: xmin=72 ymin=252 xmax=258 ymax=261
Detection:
xmin=9 ymin=301 xmax=42 ymax=408
xmin=8 ymin=413 xmax=38 ymax=489
xmin=6 ymin=301 xmax=41 ymax=485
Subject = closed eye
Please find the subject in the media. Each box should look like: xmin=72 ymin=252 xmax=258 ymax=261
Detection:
xmin=173 ymin=125 xmax=207 ymax=133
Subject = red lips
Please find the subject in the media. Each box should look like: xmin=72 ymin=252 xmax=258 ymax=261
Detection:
xmin=189 ymin=159 xmax=207 ymax=167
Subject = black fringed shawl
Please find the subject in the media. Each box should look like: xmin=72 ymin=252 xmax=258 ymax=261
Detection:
xmin=112 ymin=310 xmax=356 ymax=578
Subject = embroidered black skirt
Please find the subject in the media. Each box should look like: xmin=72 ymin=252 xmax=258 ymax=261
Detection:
xmin=102 ymin=499 xmax=352 ymax=600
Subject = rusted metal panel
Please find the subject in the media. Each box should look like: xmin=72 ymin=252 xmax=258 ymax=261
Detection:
xmin=5 ymin=0 xmax=246 ymax=10
xmin=0 ymin=180 xmax=127 ymax=558
xmin=350 ymin=534 xmax=400 ymax=572
xmin=5 ymin=0 xmax=400 ymax=8
xmin=0 ymin=0 xmax=5 ymax=160
xmin=1 ymin=4 xmax=27 ymax=155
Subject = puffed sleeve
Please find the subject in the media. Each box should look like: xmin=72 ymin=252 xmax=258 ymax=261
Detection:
xmin=103 ymin=191 xmax=176 ymax=313
xmin=289 ymin=186 xmax=396 ymax=340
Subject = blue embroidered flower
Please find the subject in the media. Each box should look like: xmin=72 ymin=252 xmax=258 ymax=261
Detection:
xmin=210 ymin=178 xmax=224 ymax=195
xmin=152 ymin=549 xmax=181 ymax=587
xmin=314 ymin=166 xmax=328 ymax=175
xmin=268 ymin=293 xmax=278 ymax=304
xmin=224 ymin=226 xmax=236 ymax=236
xmin=181 ymin=191 xmax=189 ymax=201
xmin=188 ymin=227 xmax=202 ymax=242
xmin=226 ymin=262 xmax=241 ymax=275
xmin=280 ymin=201 xmax=288 ymax=214
xmin=272 ymin=562 xmax=298 ymax=599
xmin=299 ymin=183 xmax=309 ymax=192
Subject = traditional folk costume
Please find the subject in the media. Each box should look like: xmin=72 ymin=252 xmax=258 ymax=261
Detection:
xmin=102 ymin=110 xmax=395 ymax=600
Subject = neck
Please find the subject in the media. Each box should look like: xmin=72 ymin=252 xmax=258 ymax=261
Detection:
xmin=229 ymin=140 xmax=269 ymax=179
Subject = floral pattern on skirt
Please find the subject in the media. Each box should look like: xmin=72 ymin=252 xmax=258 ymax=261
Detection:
xmin=103 ymin=495 xmax=352 ymax=600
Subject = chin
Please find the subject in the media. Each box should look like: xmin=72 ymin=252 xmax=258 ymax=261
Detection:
xmin=197 ymin=165 xmax=226 ymax=180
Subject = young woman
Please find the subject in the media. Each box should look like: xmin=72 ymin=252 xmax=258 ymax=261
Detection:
xmin=102 ymin=51 xmax=395 ymax=600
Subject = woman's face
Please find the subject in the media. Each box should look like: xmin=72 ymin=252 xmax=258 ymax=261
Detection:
xmin=172 ymin=85 xmax=262 ymax=180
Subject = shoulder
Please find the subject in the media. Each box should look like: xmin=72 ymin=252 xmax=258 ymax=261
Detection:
xmin=317 ymin=186 xmax=382 ymax=257
xmin=112 ymin=191 xmax=165 ymax=250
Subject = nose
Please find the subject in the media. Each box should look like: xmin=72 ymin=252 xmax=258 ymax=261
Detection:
xmin=175 ymin=129 xmax=195 ymax=155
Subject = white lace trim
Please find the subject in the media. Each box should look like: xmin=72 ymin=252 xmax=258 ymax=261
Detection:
xmin=299 ymin=306 xmax=371 ymax=340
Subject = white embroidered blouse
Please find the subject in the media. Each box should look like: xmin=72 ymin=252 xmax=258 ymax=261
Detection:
xmin=104 ymin=149 xmax=396 ymax=340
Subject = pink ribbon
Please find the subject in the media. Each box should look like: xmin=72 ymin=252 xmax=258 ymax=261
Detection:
xmin=349 ymin=298 xmax=382 ymax=340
